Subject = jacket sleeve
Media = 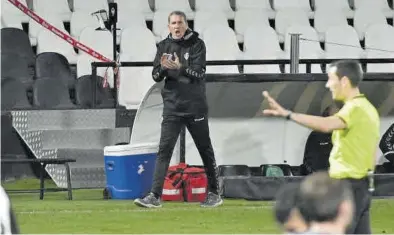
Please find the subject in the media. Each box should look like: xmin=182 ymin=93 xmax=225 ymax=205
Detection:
xmin=152 ymin=42 xmax=168 ymax=82
xmin=180 ymin=39 xmax=206 ymax=80
xmin=379 ymin=123 xmax=394 ymax=154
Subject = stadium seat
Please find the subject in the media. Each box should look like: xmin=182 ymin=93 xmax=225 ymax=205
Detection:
xmin=152 ymin=10 xmax=173 ymax=42
xmin=314 ymin=8 xmax=348 ymax=42
xmin=1 ymin=77 xmax=31 ymax=111
xmin=275 ymin=9 xmax=310 ymax=43
xmin=243 ymin=25 xmax=284 ymax=73
xmin=193 ymin=11 xmax=229 ymax=37
xmin=234 ymin=9 xmax=270 ymax=43
xmin=218 ymin=165 xmax=252 ymax=177
xmin=117 ymin=11 xmax=147 ymax=44
xmin=1 ymin=14 xmax=23 ymax=30
xmin=77 ymin=54 xmax=115 ymax=88
xmin=353 ymin=0 xmax=394 ymax=18
xmin=120 ymin=26 xmax=157 ymax=61
xmin=75 ymin=75 xmax=115 ymax=109
xmin=235 ymin=0 xmax=275 ymax=19
xmin=273 ymin=0 xmax=313 ymax=18
xmin=35 ymin=52 xmax=75 ymax=89
xmin=195 ymin=0 xmax=235 ymax=19
xmin=1 ymin=0 xmax=29 ymax=23
xmin=33 ymin=0 xmax=72 ymax=22
xmin=353 ymin=6 xmax=388 ymax=40
xmin=284 ymin=25 xmax=324 ymax=73
xmin=117 ymin=53 xmax=154 ymax=109
xmin=73 ymin=0 xmax=108 ymax=15
xmin=1 ymin=28 xmax=35 ymax=67
xmin=32 ymin=77 xmax=75 ymax=109
xmin=202 ymin=25 xmax=241 ymax=74
xmin=314 ymin=0 xmax=354 ymax=19
xmin=325 ymin=25 xmax=365 ymax=59
xmin=36 ymin=30 xmax=78 ymax=64
xmin=261 ymin=164 xmax=293 ymax=176
xmin=155 ymin=0 xmax=194 ymax=19
xmin=28 ymin=13 xmax=65 ymax=46
xmin=70 ymin=12 xmax=100 ymax=39
xmin=114 ymin=0 xmax=154 ymax=20
xmin=364 ymin=24 xmax=394 ymax=72
xmin=79 ymin=27 xmax=114 ymax=59
xmin=1 ymin=53 xmax=33 ymax=86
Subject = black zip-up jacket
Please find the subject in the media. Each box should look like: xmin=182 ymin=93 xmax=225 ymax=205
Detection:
xmin=152 ymin=29 xmax=208 ymax=117
xmin=380 ymin=123 xmax=394 ymax=155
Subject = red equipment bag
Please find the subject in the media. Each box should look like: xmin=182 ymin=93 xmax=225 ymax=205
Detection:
xmin=161 ymin=163 xmax=208 ymax=202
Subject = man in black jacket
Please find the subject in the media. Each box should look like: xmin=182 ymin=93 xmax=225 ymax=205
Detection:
xmin=380 ymin=123 xmax=394 ymax=163
xmin=134 ymin=11 xmax=222 ymax=208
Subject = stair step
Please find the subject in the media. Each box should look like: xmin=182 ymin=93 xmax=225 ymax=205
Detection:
xmin=70 ymin=166 xmax=106 ymax=188
xmin=57 ymin=148 xmax=105 ymax=165
xmin=17 ymin=109 xmax=118 ymax=131
xmin=41 ymin=128 xmax=130 ymax=150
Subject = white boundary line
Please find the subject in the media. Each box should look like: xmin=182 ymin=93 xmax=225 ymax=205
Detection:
xmin=16 ymin=205 xmax=273 ymax=214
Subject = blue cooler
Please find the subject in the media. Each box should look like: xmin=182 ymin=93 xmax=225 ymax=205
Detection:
xmin=103 ymin=143 xmax=158 ymax=200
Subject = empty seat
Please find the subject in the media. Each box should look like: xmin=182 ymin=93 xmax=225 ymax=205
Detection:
xmin=325 ymin=25 xmax=365 ymax=59
xmin=314 ymin=8 xmax=348 ymax=42
xmin=155 ymin=0 xmax=194 ymax=19
xmin=273 ymin=0 xmax=313 ymax=18
xmin=33 ymin=0 xmax=72 ymax=22
xmin=73 ymin=0 xmax=108 ymax=14
xmin=120 ymin=26 xmax=157 ymax=61
xmin=79 ymin=27 xmax=113 ymax=59
xmin=243 ymin=25 xmax=284 ymax=73
xmin=28 ymin=13 xmax=66 ymax=46
xmin=35 ymin=52 xmax=75 ymax=89
xmin=1 ymin=77 xmax=31 ymax=110
xmin=117 ymin=11 xmax=146 ymax=44
xmin=364 ymin=24 xmax=394 ymax=72
xmin=70 ymin=12 xmax=99 ymax=39
xmin=195 ymin=0 xmax=234 ymax=19
xmin=275 ymin=9 xmax=310 ymax=43
xmin=354 ymin=0 xmax=394 ymax=18
xmin=218 ymin=165 xmax=251 ymax=177
xmin=117 ymin=54 xmax=155 ymax=109
xmin=1 ymin=28 xmax=35 ymax=67
xmin=32 ymin=77 xmax=75 ymax=109
xmin=1 ymin=0 xmax=29 ymax=23
xmin=202 ymin=25 xmax=241 ymax=74
xmin=114 ymin=0 xmax=153 ymax=20
xmin=235 ymin=0 xmax=275 ymax=19
xmin=353 ymin=7 xmax=388 ymax=40
xmin=234 ymin=9 xmax=270 ymax=43
xmin=1 ymin=53 xmax=33 ymax=86
xmin=75 ymin=75 xmax=115 ymax=108
xmin=1 ymin=14 xmax=23 ymax=30
xmin=194 ymin=11 xmax=229 ymax=36
xmin=314 ymin=0 xmax=354 ymax=18
xmin=261 ymin=164 xmax=293 ymax=176
xmin=152 ymin=10 xmax=173 ymax=41
xmin=36 ymin=30 xmax=78 ymax=64
xmin=284 ymin=25 xmax=324 ymax=73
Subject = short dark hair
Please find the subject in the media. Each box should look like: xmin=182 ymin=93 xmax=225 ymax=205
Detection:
xmin=168 ymin=11 xmax=187 ymax=23
xmin=274 ymin=182 xmax=301 ymax=224
xmin=329 ymin=60 xmax=363 ymax=87
xmin=296 ymin=171 xmax=354 ymax=223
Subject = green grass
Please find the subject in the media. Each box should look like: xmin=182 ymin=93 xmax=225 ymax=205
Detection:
xmin=3 ymin=179 xmax=394 ymax=234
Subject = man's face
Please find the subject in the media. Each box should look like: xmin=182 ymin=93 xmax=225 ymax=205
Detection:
xmin=168 ymin=14 xmax=187 ymax=39
xmin=326 ymin=67 xmax=347 ymax=101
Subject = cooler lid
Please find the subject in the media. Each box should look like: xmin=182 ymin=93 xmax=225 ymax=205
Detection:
xmin=104 ymin=143 xmax=159 ymax=156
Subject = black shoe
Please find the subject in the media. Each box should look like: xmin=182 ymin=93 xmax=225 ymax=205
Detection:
xmin=200 ymin=192 xmax=223 ymax=208
xmin=134 ymin=192 xmax=162 ymax=208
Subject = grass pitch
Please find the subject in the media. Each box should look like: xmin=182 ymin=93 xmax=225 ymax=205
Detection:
xmin=3 ymin=179 xmax=394 ymax=234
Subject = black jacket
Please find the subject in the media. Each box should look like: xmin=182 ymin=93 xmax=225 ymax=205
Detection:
xmin=152 ymin=29 xmax=208 ymax=117
xmin=301 ymin=131 xmax=332 ymax=175
xmin=380 ymin=123 xmax=394 ymax=161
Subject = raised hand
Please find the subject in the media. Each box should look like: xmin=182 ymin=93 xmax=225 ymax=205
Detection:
xmin=262 ymin=91 xmax=289 ymax=117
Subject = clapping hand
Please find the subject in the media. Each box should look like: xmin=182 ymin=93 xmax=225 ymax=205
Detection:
xmin=262 ymin=91 xmax=289 ymax=117
xmin=161 ymin=52 xmax=181 ymax=70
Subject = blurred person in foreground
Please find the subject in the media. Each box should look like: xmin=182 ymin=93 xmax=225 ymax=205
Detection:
xmin=262 ymin=60 xmax=380 ymax=234
xmin=274 ymin=182 xmax=308 ymax=234
xmin=297 ymin=171 xmax=354 ymax=234
xmin=134 ymin=11 xmax=222 ymax=208
xmin=0 ymin=186 xmax=20 ymax=234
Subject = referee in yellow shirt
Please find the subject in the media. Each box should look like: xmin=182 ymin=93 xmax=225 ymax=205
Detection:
xmin=262 ymin=60 xmax=380 ymax=234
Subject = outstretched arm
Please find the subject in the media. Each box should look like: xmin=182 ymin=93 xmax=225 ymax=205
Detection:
xmin=262 ymin=91 xmax=347 ymax=133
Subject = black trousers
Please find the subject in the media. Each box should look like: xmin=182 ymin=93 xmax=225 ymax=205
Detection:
xmin=345 ymin=178 xmax=372 ymax=234
xmin=150 ymin=115 xmax=219 ymax=197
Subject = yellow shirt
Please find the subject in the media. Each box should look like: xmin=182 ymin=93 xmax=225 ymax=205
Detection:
xmin=329 ymin=94 xmax=380 ymax=179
